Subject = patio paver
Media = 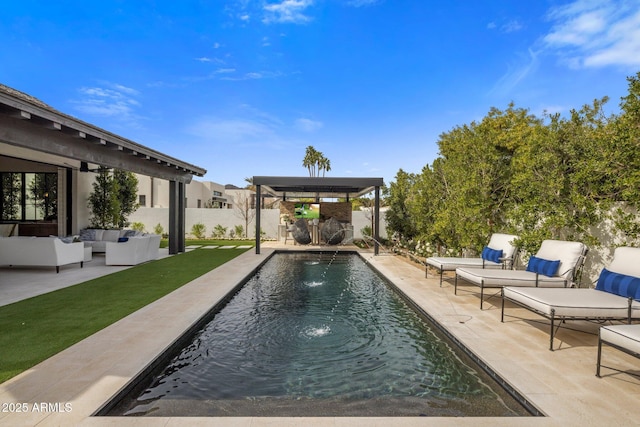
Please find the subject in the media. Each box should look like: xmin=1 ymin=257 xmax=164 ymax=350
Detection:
xmin=1 ymin=242 xmax=639 ymax=426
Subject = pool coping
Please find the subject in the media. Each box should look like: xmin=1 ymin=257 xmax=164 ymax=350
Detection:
xmin=1 ymin=243 xmax=639 ymax=426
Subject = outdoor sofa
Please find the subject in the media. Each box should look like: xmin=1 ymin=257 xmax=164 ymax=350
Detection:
xmin=105 ymin=234 xmax=161 ymax=266
xmin=455 ymin=239 xmax=588 ymax=309
xmin=502 ymin=246 xmax=640 ymax=350
xmin=0 ymin=236 xmax=84 ymax=273
xmin=79 ymin=228 xmax=143 ymax=253
xmin=425 ymin=233 xmax=519 ymax=286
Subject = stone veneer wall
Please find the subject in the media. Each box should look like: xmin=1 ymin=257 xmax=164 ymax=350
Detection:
xmin=280 ymin=201 xmax=352 ymax=223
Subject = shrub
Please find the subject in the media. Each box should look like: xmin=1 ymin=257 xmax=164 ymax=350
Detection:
xmin=234 ymin=225 xmax=244 ymax=238
xmin=191 ymin=223 xmax=206 ymax=239
xmin=131 ymin=222 xmax=146 ymax=232
xmin=154 ymin=223 xmax=164 ymax=236
xmin=212 ymin=224 xmax=227 ymax=239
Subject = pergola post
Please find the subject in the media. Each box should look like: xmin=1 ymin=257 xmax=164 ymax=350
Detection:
xmin=255 ymin=184 xmax=261 ymax=254
xmin=374 ymin=185 xmax=380 ymax=255
xmin=169 ymin=180 xmax=186 ymax=254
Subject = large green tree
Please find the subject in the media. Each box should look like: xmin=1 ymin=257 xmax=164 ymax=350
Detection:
xmin=385 ymin=71 xmax=640 ymax=258
xmin=384 ymin=169 xmax=417 ymax=241
xmin=87 ymin=168 xmax=138 ymax=229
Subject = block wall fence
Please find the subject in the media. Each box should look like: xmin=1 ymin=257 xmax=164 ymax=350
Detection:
xmin=128 ymin=207 xmax=387 ymax=241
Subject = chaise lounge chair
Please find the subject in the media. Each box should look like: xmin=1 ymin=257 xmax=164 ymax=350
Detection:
xmin=455 ymin=239 xmax=588 ymax=309
xmin=597 ymin=324 xmax=640 ymax=377
xmin=425 ymin=233 xmax=519 ymax=286
xmin=502 ymin=246 xmax=640 ymax=350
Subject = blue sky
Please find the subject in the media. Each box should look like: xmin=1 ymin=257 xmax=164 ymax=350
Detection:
xmin=2 ymin=0 xmax=639 ymax=188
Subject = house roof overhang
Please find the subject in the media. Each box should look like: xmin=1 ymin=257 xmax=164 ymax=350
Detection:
xmin=252 ymin=176 xmax=384 ymax=199
xmin=0 ymin=84 xmax=206 ymax=183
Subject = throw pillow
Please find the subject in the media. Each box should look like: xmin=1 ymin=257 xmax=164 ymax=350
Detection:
xmin=118 ymin=237 xmax=129 ymax=243
xmin=596 ymin=268 xmax=640 ymax=300
xmin=526 ymin=255 xmax=561 ymax=277
xmin=481 ymin=246 xmax=503 ymax=263
xmin=79 ymin=228 xmax=96 ymax=241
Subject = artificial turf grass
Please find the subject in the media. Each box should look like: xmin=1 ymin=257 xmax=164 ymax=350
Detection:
xmin=0 ymin=247 xmax=250 ymax=384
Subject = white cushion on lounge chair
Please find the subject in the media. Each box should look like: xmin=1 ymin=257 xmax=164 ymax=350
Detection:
xmin=606 ymin=247 xmax=640 ymax=277
xmin=535 ymin=239 xmax=589 ymax=280
xmin=426 ymin=257 xmax=502 ymax=271
xmin=600 ymin=324 xmax=640 ymax=355
xmin=426 ymin=233 xmax=518 ymax=272
xmin=457 ymin=269 xmax=568 ymax=288
xmin=503 ymin=287 xmax=640 ymax=318
xmin=456 ymin=239 xmax=587 ymax=287
xmin=502 ymin=246 xmax=640 ymax=350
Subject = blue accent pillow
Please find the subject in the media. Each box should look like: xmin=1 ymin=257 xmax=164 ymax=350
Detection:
xmin=481 ymin=246 xmax=503 ymax=263
xmin=117 ymin=237 xmax=129 ymax=243
xmin=526 ymin=255 xmax=560 ymax=277
xmin=596 ymin=268 xmax=640 ymax=300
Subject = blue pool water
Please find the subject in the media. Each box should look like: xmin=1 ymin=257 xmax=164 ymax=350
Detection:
xmin=106 ymin=252 xmax=531 ymax=417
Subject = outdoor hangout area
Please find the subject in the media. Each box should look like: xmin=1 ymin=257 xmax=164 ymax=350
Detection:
xmin=1 ymin=241 xmax=640 ymax=425
xmin=2 ymin=75 xmax=640 ymax=425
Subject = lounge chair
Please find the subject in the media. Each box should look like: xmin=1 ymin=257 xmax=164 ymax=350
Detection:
xmin=456 ymin=239 xmax=588 ymax=309
xmin=597 ymin=324 xmax=640 ymax=377
xmin=502 ymin=246 xmax=640 ymax=350
xmin=425 ymin=233 xmax=519 ymax=286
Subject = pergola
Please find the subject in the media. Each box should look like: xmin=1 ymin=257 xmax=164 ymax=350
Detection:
xmin=252 ymin=176 xmax=384 ymax=255
xmin=0 ymin=84 xmax=206 ymax=254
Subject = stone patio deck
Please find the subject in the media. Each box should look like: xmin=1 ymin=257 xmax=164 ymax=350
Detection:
xmin=1 ymin=242 xmax=639 ymax=426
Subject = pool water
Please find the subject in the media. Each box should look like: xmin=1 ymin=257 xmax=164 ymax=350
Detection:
xmin=108 ymin=252 xmax=531 ymax=417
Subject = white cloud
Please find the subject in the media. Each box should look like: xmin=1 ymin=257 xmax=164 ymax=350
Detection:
xmin=502 ymin=20 xmax=523 ymax=33
xmin=346 ymin=0 xmax=381 ymax=6
xmin=543 ymin=0 xmax=640 ymax=68
xmin=219 ymin=70 xmax=284 ymax=81
xmin=487 ymin=19 xmax=523 ymax=33
xmin=195 ymin=57 xmax=212 ymax=62
xmin=295 ymin=118 xmax=323 ymax=132
xmin=263 ymin=0 xmax=314 ymax=24
xmin=188 ymin=118 xmax=276 ymax=141
xmin=490 ymin=48 xmax=540 ymax=96
xmin=73 ymin=83 xmax=141 ymax=119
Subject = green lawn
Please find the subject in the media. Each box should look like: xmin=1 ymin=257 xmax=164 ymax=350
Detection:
xmin=0 ymin=244 xmax=252 ymax=384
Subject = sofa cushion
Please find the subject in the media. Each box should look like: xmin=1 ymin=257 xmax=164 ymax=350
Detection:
xmin=79 ymin=229 xmax=96 ymax=241
xmin=596 ymin=268 xmax=640 ymax=300
xmin=102 ymin=229 xmax=120 ymax=242
xmin=123 ymin=229 xmax=139 ymax=238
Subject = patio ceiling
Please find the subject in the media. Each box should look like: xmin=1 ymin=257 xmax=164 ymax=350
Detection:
xmin=252 ymin=176 xmax=384 ymax=200
xmin=0 ymin=84 xmax=205 ymax=183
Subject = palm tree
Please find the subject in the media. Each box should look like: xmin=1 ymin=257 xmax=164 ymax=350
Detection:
xmin=319 ymin=156 xmax=331 ymax=177
xmin=303 ymin=146 xmax=320 ymax=177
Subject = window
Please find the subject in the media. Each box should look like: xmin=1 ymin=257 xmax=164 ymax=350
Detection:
xmin=1 ymin=172 xmax=57 ymax=221
xmin=197 ymin=199 xmax=202 ymax=208
xmin=139 ymin=195 xmax=147 ymax=207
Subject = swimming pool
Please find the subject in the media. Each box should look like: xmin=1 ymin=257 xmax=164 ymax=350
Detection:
xmin=102 ymin=251 xmax=532 ymax=417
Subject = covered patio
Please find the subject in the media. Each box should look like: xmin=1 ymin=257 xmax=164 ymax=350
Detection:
xmin=0 ymin=84 xmax=206 ymax=254
xmin=252 ymin=176 xmax=384 ymax=255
